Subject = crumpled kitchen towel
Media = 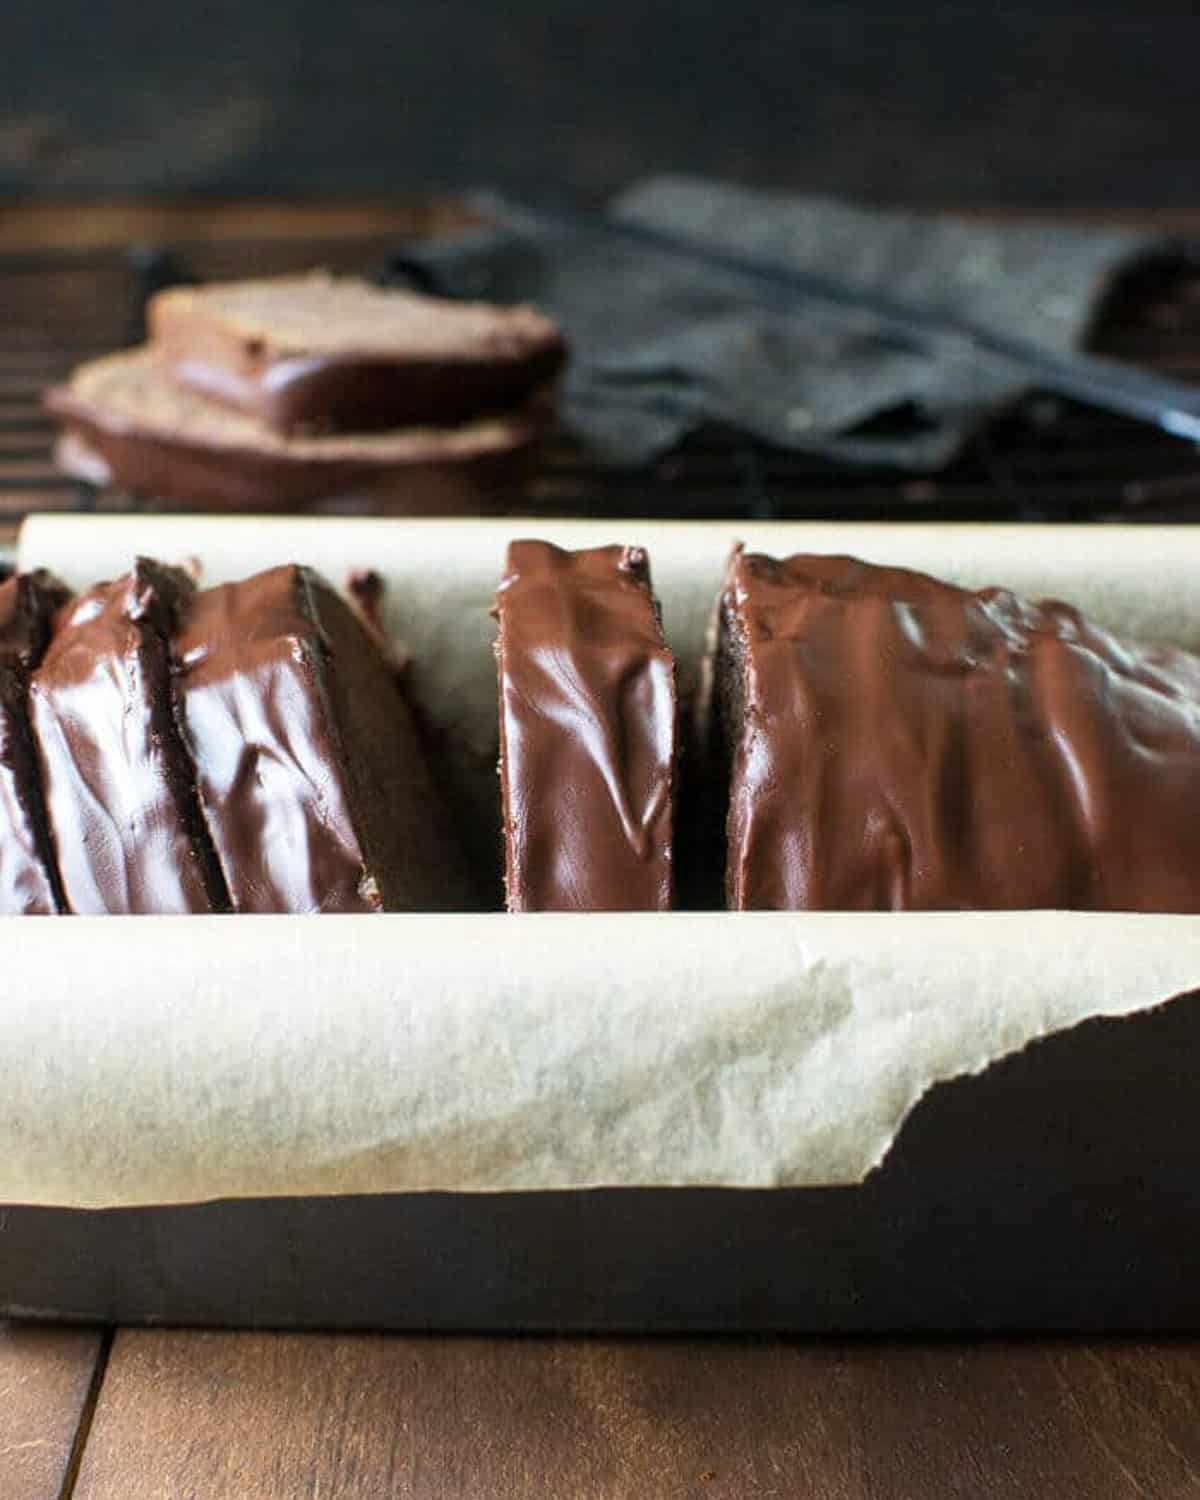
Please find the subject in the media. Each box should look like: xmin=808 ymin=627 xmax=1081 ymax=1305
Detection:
xmin=387 ymin=174 xmax=1180 ymax=470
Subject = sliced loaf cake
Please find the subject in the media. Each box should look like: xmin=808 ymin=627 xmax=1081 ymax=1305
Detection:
xmin=713 ymin=547 xmax=1200 ymax=911
xmin=494 ymin=540 xmax=677 ymax=911
xmin=29 ymin=560 xmax=230 ymax=915
xmin=172 ymin=564 xmax=475 ymax=913
xmin=0 ymin=570 xmax=71 ymax=913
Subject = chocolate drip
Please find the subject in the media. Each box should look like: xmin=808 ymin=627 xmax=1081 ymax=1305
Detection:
xmin=345 ymin=569 xmax=386 ymax=637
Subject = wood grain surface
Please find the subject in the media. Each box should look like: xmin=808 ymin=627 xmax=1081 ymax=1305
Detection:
xmin=3 ymin=199 xmax=1200 ymax=256
xmin=70 ymin=1330 xmax=1200 ymax=1499
xmin=0 ymin=1321 xmax=105 ymax=1500
xmin=0 ymin=199 xmax=477 ymax=253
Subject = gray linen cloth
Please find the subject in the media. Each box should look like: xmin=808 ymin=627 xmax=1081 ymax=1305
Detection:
xmin=389 ymin=175 xmax=1172 ymax=469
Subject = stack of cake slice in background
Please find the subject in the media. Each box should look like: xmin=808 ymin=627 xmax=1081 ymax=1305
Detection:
xmin=44 ymin=272 xmax=567 ymax=511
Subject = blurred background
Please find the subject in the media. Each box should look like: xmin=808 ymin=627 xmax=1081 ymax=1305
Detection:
xmin=1 ymin=0 xmax=1196 ymax=207
xmin=2 ymin=0 xmax=1199 ymax=533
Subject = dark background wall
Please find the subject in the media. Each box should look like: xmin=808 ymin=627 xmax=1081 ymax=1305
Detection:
xmin=2 ymin=1 xmax=1197 ymax=206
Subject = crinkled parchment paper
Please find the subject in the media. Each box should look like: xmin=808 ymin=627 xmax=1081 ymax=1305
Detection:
xmin=6 ymin=516 xmax=1198 ymax=1209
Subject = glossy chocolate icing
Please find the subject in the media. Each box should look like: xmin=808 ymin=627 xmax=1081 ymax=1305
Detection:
xmin=495 ymin=540 xmax=676 ymax=911
xmin=30 ymin=561 xmax=230 ymax=914
xmin=172 ymin=565 xmax=389 ymax=914
xmin=165 ymin=347 xmax=566 ymax=435
xmin=48 ymin=399 xmax=541 ymax=513
xmin=718 ymin=549 xmax=1200 ymax=912
xmin=0 ymin=571 xmax=71 ymax=913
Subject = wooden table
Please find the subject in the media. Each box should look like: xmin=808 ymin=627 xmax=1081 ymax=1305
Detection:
xmin=4 ymin=1323 xmax=1200 ymax=1497
xmin=4 ymin=198 xmax=1200 ymax=1499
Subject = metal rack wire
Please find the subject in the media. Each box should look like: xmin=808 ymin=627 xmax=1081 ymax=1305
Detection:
xmin=2 ymin=233 xmax=1198 ymax=529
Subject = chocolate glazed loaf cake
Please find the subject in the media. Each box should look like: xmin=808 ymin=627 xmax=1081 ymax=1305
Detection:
xmin=0 ymin=570 xmax=71 ymax=913
xmin=714 ymin=548 xmax=1200 ymax=911
xmin=172 ymin=565 xmax=474 ymax=913
xmin=30 ymin=561 xmax=231 ymax=915
xmin=494 ymin=541 xmax=677 ymax=911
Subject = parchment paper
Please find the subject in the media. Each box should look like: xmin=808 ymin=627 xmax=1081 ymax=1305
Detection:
xmin=7 ymin=515 xmax=1200 ymax=1210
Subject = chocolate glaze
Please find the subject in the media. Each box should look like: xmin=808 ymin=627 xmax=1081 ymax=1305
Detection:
xmin=30 ymin=561 xmax=230 ymax=914
xmin=494 ymin=540 xmax=676 ymax=911
xmin=345 ymin=569 xmax=386 ymax=636
xmin=344 ymin=568 xmax=410 ymax=684
xmin=172 ymin=565 xmax=387 ymax=913
xmin=48 ymin=403 xmax=542 ymax=513
xmin=170 ymin=564 xmax=476 ymax=914
xmin=718 ymin=549 xmax=1200 ymax=912
xmin=0 ymin=571 xmax=71 ymax=913
xmin=165 ymin=347 xmax=567 ymax=434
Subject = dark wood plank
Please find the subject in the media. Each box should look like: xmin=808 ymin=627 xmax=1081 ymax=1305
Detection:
xmin=0 ymin=1321 xmax=106 ymax=1500
xmin=73 ymin=1331 xmax=1200 ymax=1499
xmin=1 ymin=199 xmax=1200 ymax=258
xmin=0 ymin=199 xmax=475 ymax=254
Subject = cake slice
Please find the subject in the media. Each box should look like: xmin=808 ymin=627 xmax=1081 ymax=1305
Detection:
xmin=45 ymin=347 xmax=541 ymax=511
xmin=172 ymin=564 xmax=474 ymax=913
xmin=494 ymin=541 xmax=677 ymax=911
xmin=29 ymin=560 xmax=230 ymax=915
xmin=148 ymin=271 xmax=567 ymax=433
xmin=713 ymin=547 xmax=1200 ymax=911
xmin=0 ymin=570 xmax=71 ymax=913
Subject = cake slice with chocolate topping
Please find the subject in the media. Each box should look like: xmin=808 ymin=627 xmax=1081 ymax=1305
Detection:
xmin=713 ymin=546 xmax=1200 ymax=912
xmin=494 ymin=540 xmax=677 ymax=911
xmin=172 ymin=564 xmax=473 ymax=913
xmin=0 ymin=569 xmax=72 ymax=913
xmin=29 ymin=560 xmax=230 ymax=915
xmin=148 ymin=271 xmax=567 ymax=434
